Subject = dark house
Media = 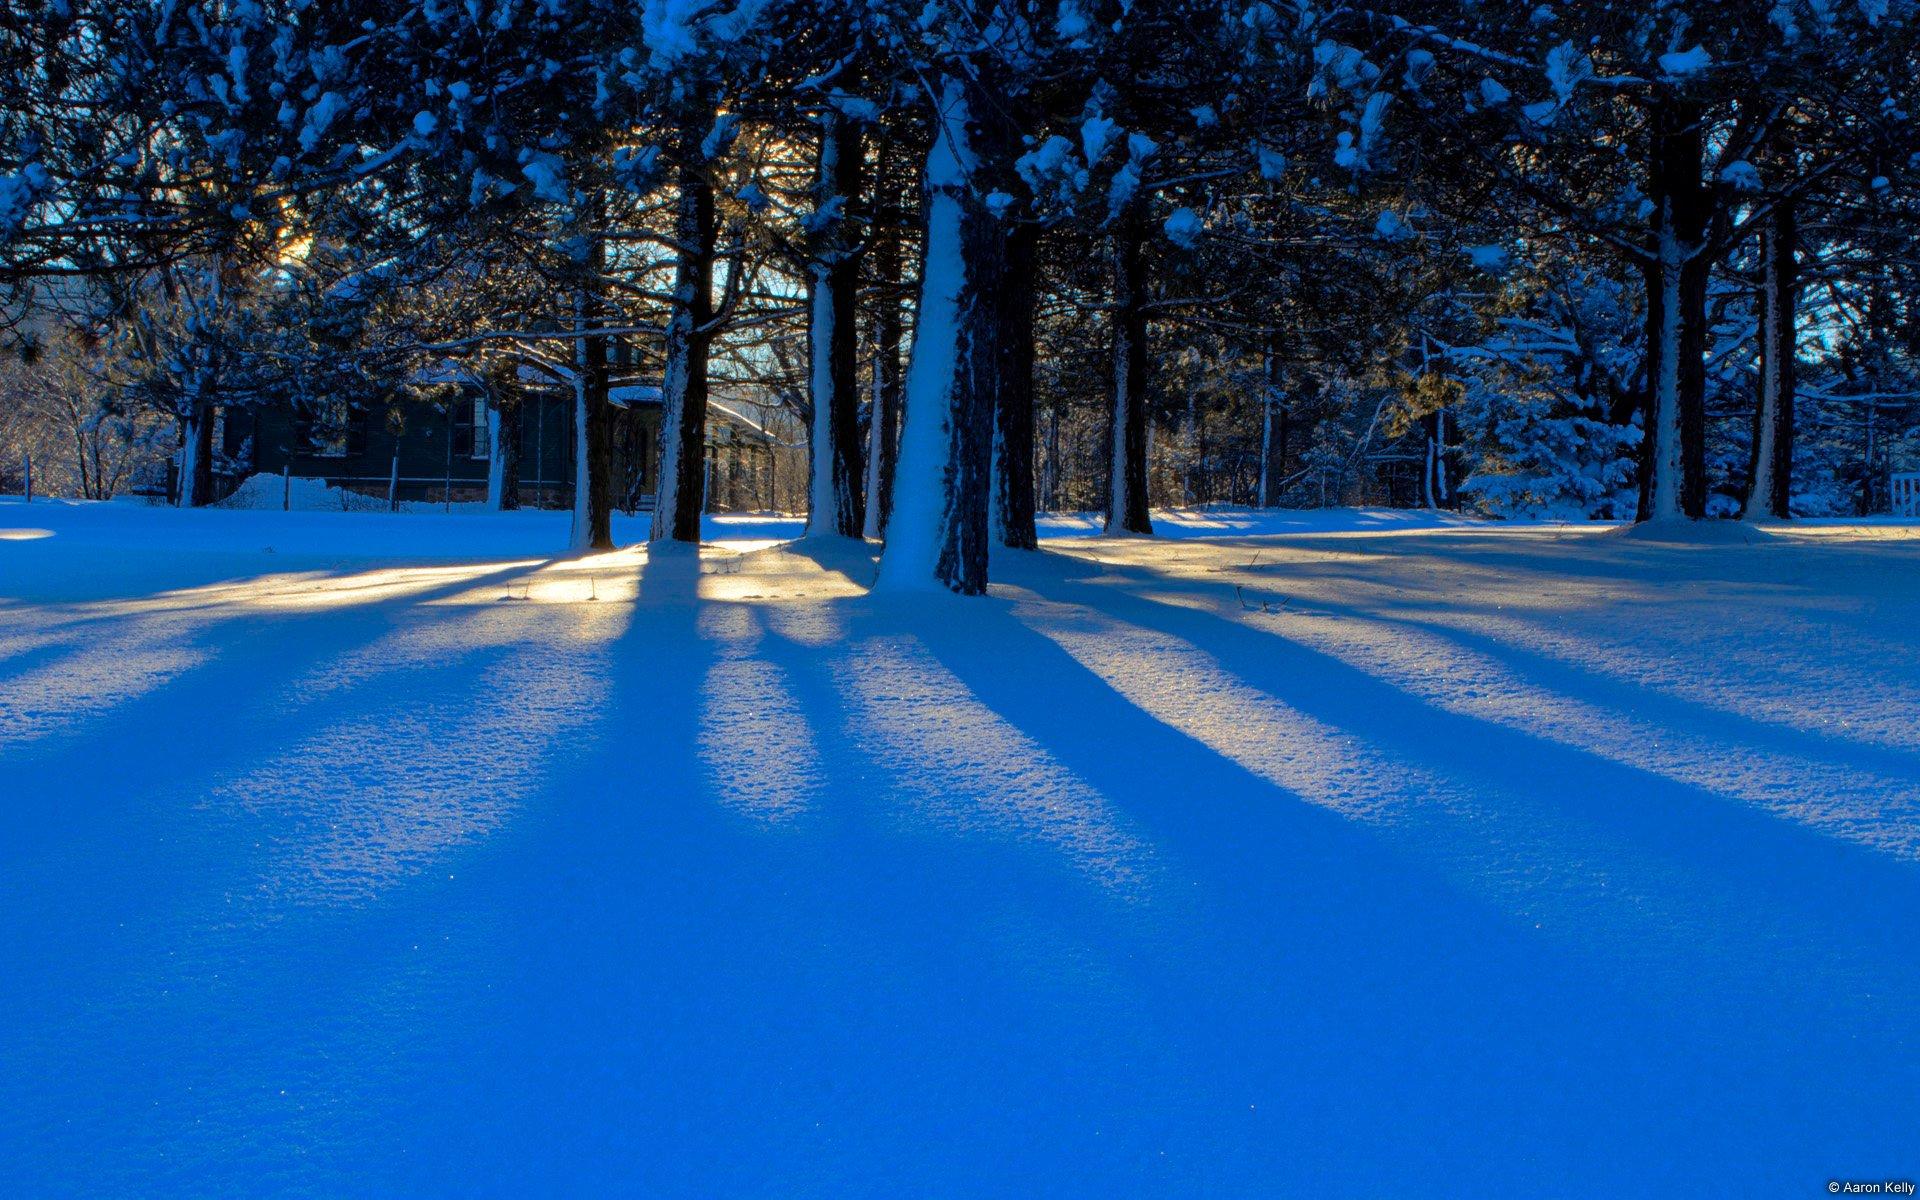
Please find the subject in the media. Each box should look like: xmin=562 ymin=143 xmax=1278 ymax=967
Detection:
xmin=212 ymin=361 xmax=787 ymax=511
xmin=218 ymin=378 xmax=600 ymax=507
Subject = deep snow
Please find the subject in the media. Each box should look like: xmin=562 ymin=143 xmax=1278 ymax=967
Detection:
xmin=3 ymin=499 xmax=1919 ymax=1196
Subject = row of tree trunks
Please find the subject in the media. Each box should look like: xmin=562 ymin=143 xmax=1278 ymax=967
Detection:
xmin=877 ymin=113 xmax=1161 ymax=588
xmin=1634 ymin=102 xmax=1802 ymax=524
xmin=652 ymin=138 xmax=719 ymax=546
xmin=1746 ymin=195 xmax=1797 ymax=521
xmin=804 ymin=112 xmax=867 ymax=540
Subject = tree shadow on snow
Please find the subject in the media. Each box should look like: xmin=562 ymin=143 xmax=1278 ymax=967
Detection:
xmin=1006 ymin=548 xmax=1920 ymax=961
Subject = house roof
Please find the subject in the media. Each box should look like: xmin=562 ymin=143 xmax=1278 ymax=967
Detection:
xmin=609 ymin=383 xmax=663 ymax=408
xmin=511 ymin=366 xmax=785 ymax=446
xmin=514 ymin=365 xmax=661 ymax=408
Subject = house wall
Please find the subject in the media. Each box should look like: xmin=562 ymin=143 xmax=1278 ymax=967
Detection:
xmin=221 ymin=392 xmax=663 ymax=506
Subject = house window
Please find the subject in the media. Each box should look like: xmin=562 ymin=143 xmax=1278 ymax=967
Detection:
xmin=470 ymin=397 xmax=490 ymax=459
xmin=454 ymin=396 xmax=490 ymax=460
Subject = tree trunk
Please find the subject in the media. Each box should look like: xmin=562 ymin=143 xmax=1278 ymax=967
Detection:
xmin=1638 ymin=97 xmax=1711 ymax=521
xmin=1106 ymin=206 xmax=1153 ymax=535
xmin=1857 ymin=139 xmax=1894 ymax=514
xmin=992 ymin=222 xmax=1039 ymax=551
xmin=1746 ymin=196 xmax=1796 ymax=521
xmin=863 ymin=143 xmax=911 ymax=542
xmin=875 ymin=76 xmax=1010 ymax=594
xmin=487 ymin=387 xmax=521 ymax=512
xmin=178 ymin=398 xmax=214 ymax=507
xmin=1275 ymin=386 xmax=1291 ymax=503
xmin=583 ymin=315 xmax=614 ymax=549
xmin=1423 ymin=411 xmax=1439 ymax=510
xmin=1043 ymin=402 xmax=1061 ymax=512
xmin=1258 ymin=348 xmax=1287 ymax=508
xmin=1420 ymin=408 xmax=1450 ymax=509
xmin=1678 ymin=246 xmax=1710 ymax=518
xmin=569 ymin=303 xmax=592 ymax=547
xmin=805 ymin=113 xmax=866 ymax=539
xmin=569 ymin=228 xmax=615 ymax=551
xmin=1637 ymin=252 xmax=1672 ymax=519
xmin=862 ymin=301 xmax=903 ymax=540
xmin=1180 ymin=388 xmax=1199 ymax=505
xmin=652 ymin=144 xmax=717 ymax=545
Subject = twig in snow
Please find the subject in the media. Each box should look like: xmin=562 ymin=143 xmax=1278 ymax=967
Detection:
xmin=1235 ymin=584 xmax=1287 ymax=615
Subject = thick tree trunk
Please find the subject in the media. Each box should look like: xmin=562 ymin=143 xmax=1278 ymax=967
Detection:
xmin=1857 ymin=142 xmax=1895 ymax=514
xmin=1106 ymin=207 xmax=1153 ymax=535
xmin=1258 ymin=346 xmax=1287 ymax=507
xmin=862 ymin=144 xmax=912 ymax=542
xmin=861 ymin=307 xmax=902 ymax=540
xmin=652 ymin=146 xmax=717 ymax=545
xmin=1678 ymin=249 xmax=1710 ymax=518
xmin=487 ymin=384 xmax=522 ymax=512
xmin=74 ymin=427 xmax=93 ymax=499
xmin=991 ymin=222 xmax=1039 ymax=551
xmin=568 ymin=229 xmax=615 ymax=551
xmin=1638 ymin=97 xmax=1711 ymax=521
xmin=178 ymin=398 xmax=214 ymax=507
xmin=1042 ymin=402 xmax=1061 ymax=512
xmin=875 ymin=77 xmax=1010 ymax=594
xmin=1420 ymin=410 xmax=1436 ymax=510
xmin=1275 ymin=392 xmax=1291 ymax=503
xmin=805 ymin=114 xmax=866 ymax=539
xmin=1746 ymin=197 xmax=1797 ymax=521
xmin=568 ymin=299 xmax=598 ymax=548
xmin=1422 ymin=411 xmax=1441 ymax=509
xmin=1637 ymin=252 xmax=1674 ymax=519
xmin=583 ymin=318 xmax=613 ymax=549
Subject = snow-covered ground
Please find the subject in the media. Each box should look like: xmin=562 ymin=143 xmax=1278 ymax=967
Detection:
xmin=4 ymin=498 xmax=1919 ymax=1195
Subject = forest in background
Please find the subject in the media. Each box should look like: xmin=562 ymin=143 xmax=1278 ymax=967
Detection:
xmin=4 ymin=0 xmax=1920 ymax=589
